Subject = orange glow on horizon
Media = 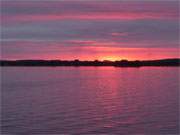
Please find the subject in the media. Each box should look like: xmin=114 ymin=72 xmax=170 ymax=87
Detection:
xmin=1 ymin=46 xmax=179 ymax=61
xmin=99 ymin=56 xmax=126 ymax=61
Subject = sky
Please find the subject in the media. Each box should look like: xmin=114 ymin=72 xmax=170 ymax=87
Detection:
xmin=1 ymin=0 xmax=179 ymax=61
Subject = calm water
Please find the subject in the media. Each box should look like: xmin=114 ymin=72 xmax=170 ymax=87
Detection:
xmin=1 ymin=67 xmax=179 ymax=134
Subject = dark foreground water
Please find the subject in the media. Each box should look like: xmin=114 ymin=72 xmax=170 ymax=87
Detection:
xmin=1 ymin=67 xmax=179 ymax=134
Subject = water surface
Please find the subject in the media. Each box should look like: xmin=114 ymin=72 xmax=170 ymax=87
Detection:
xmin=1 ymin=67 xmax=179 ymax=134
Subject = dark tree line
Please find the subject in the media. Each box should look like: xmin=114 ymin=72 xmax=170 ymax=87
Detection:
xmin=0 ymin=59 xmax=180 ymax=67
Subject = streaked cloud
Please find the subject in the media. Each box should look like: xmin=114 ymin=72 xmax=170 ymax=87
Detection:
xmin=2 ymin=1 xmax=178 ymax=23
xmin=1 ymin=40 xmax=179 ymax=60
xmin=1 ymin=0 xmax=179 ymax=60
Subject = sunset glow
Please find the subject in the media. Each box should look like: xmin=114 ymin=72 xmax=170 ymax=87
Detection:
xmin=1 ymin=0 xmax=179 ymax=61
xmin=1 ymin=1 xmax=180 ymax=134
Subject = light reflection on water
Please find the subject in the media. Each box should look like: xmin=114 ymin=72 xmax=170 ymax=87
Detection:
xmin=1 ymin=67 xmax=179 ymax=134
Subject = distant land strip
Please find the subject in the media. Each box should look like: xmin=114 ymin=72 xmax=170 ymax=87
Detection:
xmin=0 ymin=59 xmax=180 ymax=67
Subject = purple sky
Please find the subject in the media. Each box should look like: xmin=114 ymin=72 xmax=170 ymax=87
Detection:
xmin=1 ymin=0 xmax=179 ymax=60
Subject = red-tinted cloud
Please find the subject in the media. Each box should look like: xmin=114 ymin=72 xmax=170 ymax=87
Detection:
xmin=2 ymin=1 xmax=179 ymax=24
xmin=1 ymin=1 xmax=179 ymax=60
xmin=1 ymin=41 xmax=179 ymax=61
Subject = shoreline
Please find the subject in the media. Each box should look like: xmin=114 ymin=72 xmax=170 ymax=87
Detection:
xmin=1 ymin=59 xmax=180 ymax=67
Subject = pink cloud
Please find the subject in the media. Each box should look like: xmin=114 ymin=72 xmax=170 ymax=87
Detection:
xmin=2 ymin=0 xmax=178 ymax=24
xmin=111 ymin=32 xmax=128 ymax=37
xmin=2 ymin=40 xmax=179 ymax=61
xmin=2 ymin=11 xmax=177 ymax=24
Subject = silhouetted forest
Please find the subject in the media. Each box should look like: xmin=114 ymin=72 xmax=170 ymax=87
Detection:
xmin=0 ymin=59 xmax=180 ymax=67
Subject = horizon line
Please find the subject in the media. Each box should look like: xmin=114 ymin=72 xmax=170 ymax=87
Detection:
xmin=1 ymin=58 xmax=180 ymax=62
